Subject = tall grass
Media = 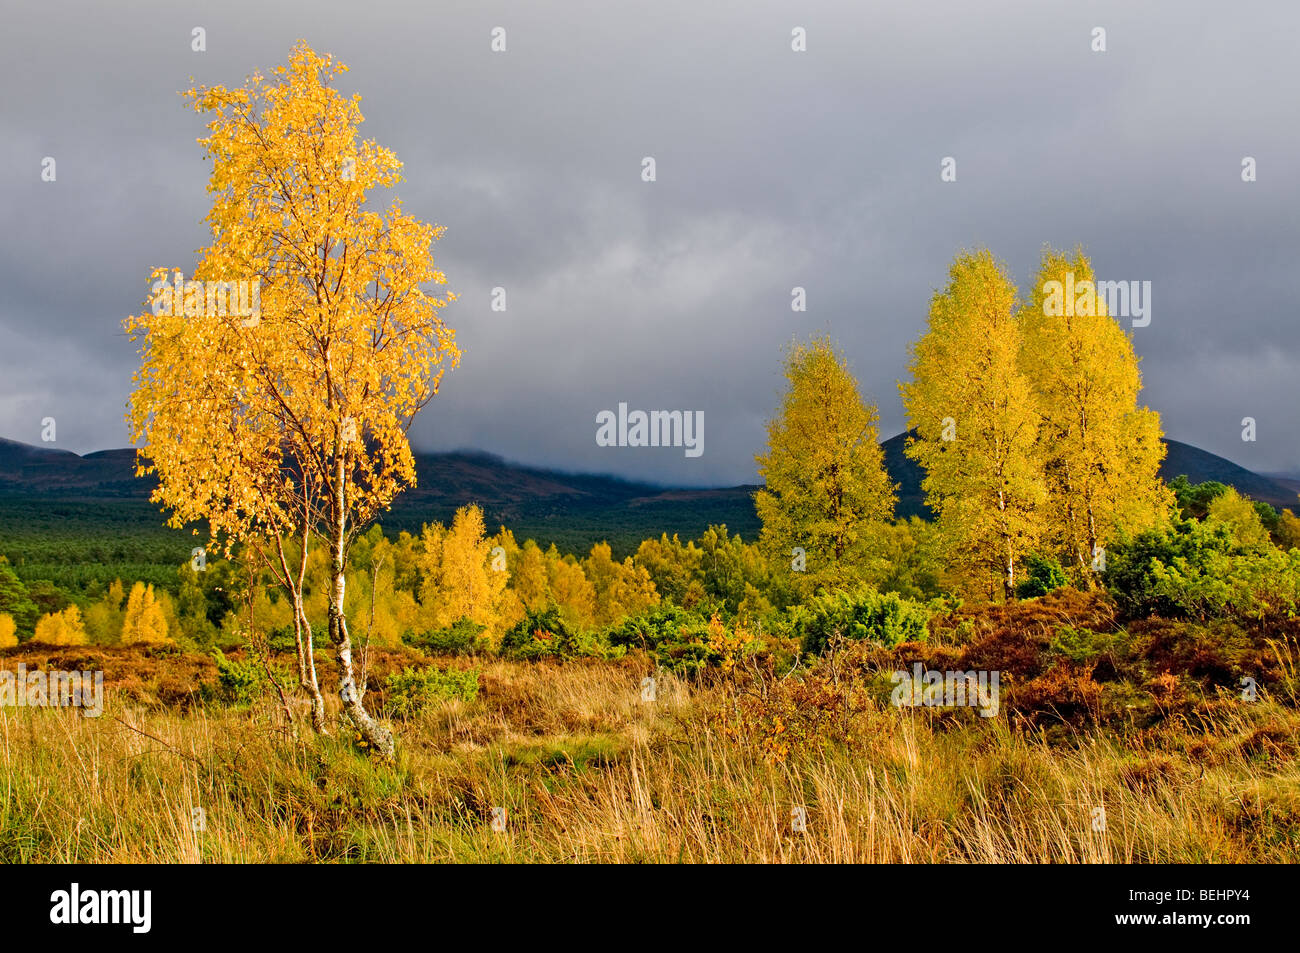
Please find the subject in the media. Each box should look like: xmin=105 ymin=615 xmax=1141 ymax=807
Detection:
xmin=1 ymin=659 xmax=1296 ymax=862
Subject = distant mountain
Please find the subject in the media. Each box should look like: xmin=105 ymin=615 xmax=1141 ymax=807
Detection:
xmin=880 ymin=431 xmax=1299 ymax=519
xmin=0 ymin=438 xmax=762 ymax=555
xmin=0 ymin=432 xmax=1294 ymax=557
xmin=0 ymin=440 xmax=144 ymax=496
xmin=1161 ymin=441 xmax=1297 ymax=511
xmin=1266 ymin=474 xmax=1300 ymax=499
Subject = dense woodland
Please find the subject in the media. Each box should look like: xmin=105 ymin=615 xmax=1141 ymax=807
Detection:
xmin=2 ymin=467 xmax=1298 ymax=656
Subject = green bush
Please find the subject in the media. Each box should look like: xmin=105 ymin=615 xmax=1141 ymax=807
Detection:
xmin=606 ymin=605 xmax=721 ymax=674
xmin=1169 ymin=475 xmax=1228 ymax=520
xmin=1016 ymin=554 xmax=1068 ymax=599
xmin=607 ymin=605 xmax=707 ymax=651
xmin=266 ymin=625 xmax=299 ymax=654
xmin=406 ymin=618 xmax=488 ymax=656
xmin=211 ymin=649 xmax=266 ymax=705
xmin=501 ymin=606 xmax=622 ymax=661
xmin=790 ymin=585 xmax=931 ymax=655
xmin=1047 ymin=626 xmax=1125 ymax=665
xmin=383 ymin=665 xmax=479 ymax=717
xmin=1106 ymin=519 xmax=1300 ymax=621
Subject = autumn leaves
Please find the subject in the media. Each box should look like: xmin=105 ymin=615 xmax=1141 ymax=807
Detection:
xmin=755 ymin=338 xmax=895 ymax=594
xmin=759 ymin=247 xmax=1170 ymax=601
xmin=122 ymin=40 xmax=1171 ymax=761
xmin=125 ymin=44 xmax=460 ymax=757
xmin=904 ymin=247 xmax=1170 ymax=597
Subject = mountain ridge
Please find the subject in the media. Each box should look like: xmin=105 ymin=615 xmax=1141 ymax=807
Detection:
xmin=877 ymin=432 xmax=1298 ymax=520
xmin=0 ymin=433 xmax=1294 ymax=555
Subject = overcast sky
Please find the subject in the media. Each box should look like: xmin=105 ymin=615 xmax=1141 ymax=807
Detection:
xmin=2 ymin=0 xmax=1297 ymax=486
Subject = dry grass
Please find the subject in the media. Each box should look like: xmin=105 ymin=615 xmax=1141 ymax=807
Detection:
xmin=1 ymin=653 xmax=1297 ymax=863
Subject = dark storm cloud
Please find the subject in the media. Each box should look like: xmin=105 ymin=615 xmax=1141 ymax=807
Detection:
xmin=2 ymin=0 xmax=1297 ymax=485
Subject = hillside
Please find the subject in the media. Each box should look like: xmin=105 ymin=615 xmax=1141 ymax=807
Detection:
xmin=0 ymin=433 xmax=1294 ymax=586
xmin=879 ymin=432 xmax=1299 ymax=520
xmin=0 ymin=439 xmax=763 ymax=570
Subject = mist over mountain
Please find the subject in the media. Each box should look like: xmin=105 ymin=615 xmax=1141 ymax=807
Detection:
xmin=1 ymin=433 xmax=1294 ymax=559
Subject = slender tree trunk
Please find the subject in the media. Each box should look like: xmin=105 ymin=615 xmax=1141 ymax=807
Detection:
xmin=274 ymin=535 xmax=328 ymax=734
xmin=295 ymin=597 xmax=328 ymax=734
xmin=326 ymin=452 xmax=394 ymax=758
xmin=1060 ymin=459 xmax=1089 ymax=579
xmin=997 ymin=480 xmax=1015 ymax=600
xmin=327 ymin=563 xmax=393 ymax=757
xmin=1084 ymin=495 xmax=1100 ymax=589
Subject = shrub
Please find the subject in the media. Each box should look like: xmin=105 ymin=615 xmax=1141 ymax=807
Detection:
xmin=267 ymin=625 xmax=299 ymax=654
xmin=501 ymin=606 xmax=621 ymax=661
xmin=790 ymin=585 xmax=931 ymax=655
xmin=383 ymin=665 xmax=479 ymax=717
xmin=407 ymin=618 xmax=488 ymax=656
xmin=1106 ymin=519 xmax=1300 ymax=621
xmin=607 ymin=605 xmax=709 ymax=652
xmin=1170 ymin=475 xmax=1228 ymax=520
xmin=708 ymin=663 xmax=870 ymax=764
xmin=1016 ymin=554 xmax=1068 ymax=599
xmin=211 ymin=648 xmax=265 ymax=705
xmin=634 ymin=615 xmax=715 ymax=674
xmin=670 ymin=612 xmax=757 ymax=674
xmin=1047 ymin=626 xmax=1125 ymax=666
xmin=607 ymin=606 xmax=766 ymax=674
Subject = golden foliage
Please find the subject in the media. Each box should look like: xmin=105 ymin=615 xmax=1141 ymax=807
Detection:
xmin=418 ymin=505 xmax=509 ymax=637
xmin=33 ymin=606 xmax=87 ymax=646
xmin=901 ymin=249 xmax=1045 ymax=598
xmin=755 ymin=335 xmax=896 ymax=590
xmin=122 ymin=582 xmax=171 ymax=646
xmin=1022 ymin=247 xmax=1173 ymax=574
xmin=545 ymin=547 xmax=597 ymax=630
xmin=583 ymin=541 xmax=660 ymax=628
xmin=1207 ymin=488 xmax=1273 ymax=551
xmin=124 ymin=42 xmax=459 ymax=554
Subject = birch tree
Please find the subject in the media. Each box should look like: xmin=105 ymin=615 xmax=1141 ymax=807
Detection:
xmin=125 ymin=44 xmax=460 ymax=757
xmin=1021 ymin=247 xmax=1173 ymax=578
xmin=755 ymin=336 xmax=896 ymax=591
xmin=900 ymin=250 xmax=1045 ymax=598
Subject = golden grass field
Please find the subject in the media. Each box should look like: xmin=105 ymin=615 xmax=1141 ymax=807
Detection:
xmin=2 ymin=644 xmax=1297 ymax=864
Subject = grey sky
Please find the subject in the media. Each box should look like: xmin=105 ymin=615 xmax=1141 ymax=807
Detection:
xmin=2 ymin=0 xmax=1297 ymax=486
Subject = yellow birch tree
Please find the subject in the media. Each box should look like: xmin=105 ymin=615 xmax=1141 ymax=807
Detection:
xmin=754 ymin=335 xmax=896 ymax=591
xmin=121 ymin=582 xmax=170 ymax=645
xmin=1021 ymin=246 xmax=1173 ymax=578
xmin=900 ymin=250 xmax=1046 ymax=599
xmin=583 ymin=541 xmax=660 ymax=628
xmin=34 ymin=606 xmax=87 ymax=646
xmin=124 ymin=44 xmax=459 ymax=756
xmin=417 ymin=505 xmax=508 ymax=636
